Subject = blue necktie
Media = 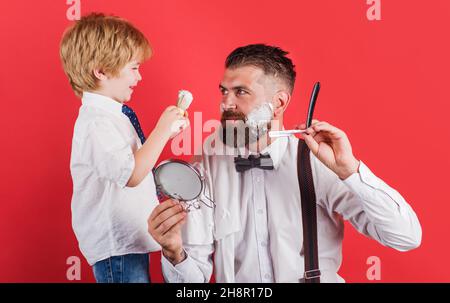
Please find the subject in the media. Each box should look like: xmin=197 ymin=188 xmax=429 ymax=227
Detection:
xmin=122 ymin=104 xmax=146 ymax=144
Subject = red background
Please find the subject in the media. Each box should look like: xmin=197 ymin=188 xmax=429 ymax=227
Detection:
xmin=0 ymin=0 xmax=449 ymax=282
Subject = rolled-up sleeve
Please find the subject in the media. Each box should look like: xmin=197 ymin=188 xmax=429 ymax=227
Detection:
xmin=314 ymin=155 xmax=422 ymax=252
xmin=83 ymin=118 xmax=135 ymax=188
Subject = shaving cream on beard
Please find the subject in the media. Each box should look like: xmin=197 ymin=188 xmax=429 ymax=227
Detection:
xmin=246 ymin=102 xmax=274 ymax=138
xmin=220 ymin=102 xmax=274 ymax=148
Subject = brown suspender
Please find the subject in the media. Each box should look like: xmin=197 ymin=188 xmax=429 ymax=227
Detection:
xmin=297 ymin=139 xmax=321 ymax=283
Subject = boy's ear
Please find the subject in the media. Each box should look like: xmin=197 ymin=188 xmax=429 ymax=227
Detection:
xmin=273 ymin=90 xmax=291 ymax=118
xmin=93 ymin=68 xmax=108 ymax=81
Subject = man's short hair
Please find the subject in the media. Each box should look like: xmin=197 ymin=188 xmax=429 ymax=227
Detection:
xmin=225 ymin=44 xmax=296 ymax=93
xmin=60 ymin=13 xmax=151 ymax=97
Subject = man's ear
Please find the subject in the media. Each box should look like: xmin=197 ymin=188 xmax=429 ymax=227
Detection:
xmin=93 ymin=68 xmax=108 ymax=81
xmin=273 ymin=90 xmax=291 ymax=118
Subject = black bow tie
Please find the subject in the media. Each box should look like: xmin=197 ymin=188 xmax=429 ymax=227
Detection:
xmin=234 ymin=154 xmax=274 ymax=173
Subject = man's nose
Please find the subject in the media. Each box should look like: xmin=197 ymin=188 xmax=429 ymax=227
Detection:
xmin=221 ymin=95 xmax=237 ymax=111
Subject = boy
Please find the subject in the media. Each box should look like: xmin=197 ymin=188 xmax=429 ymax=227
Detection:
xmin=60 ymin=13 xmax=188 ymax=283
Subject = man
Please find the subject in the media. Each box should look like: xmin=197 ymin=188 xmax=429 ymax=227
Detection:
xmin=148 ymin=44 xmax=422 ymax=282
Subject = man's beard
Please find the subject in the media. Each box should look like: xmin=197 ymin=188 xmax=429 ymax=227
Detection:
xmin=219 ymin=107 xmax=272 ymax=149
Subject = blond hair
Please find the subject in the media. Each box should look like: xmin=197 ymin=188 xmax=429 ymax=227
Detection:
xmin=60 ymin=13 xmax=152 ymax=97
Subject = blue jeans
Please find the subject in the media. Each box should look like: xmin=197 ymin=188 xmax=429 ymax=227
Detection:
xmin=92 ymin=253 xmax=150 ymax=283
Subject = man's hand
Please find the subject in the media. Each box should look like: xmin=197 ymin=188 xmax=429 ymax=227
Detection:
xmin=296 ymin=120 xmax=360 ymax=180
xmin=148 ymin=199 xmax=187 ymax=265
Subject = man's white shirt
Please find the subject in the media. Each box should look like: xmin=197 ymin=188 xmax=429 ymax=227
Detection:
xmin=70 ymin=92 xmax=160 ymax=265
xmin=161 ymin=132 xmax=422 ymax=283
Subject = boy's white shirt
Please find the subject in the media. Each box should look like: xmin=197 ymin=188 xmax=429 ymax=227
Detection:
xmin=161 ymin=132 xmax=422 ymax=283
xmin=71 ymin=92 xmax=160 ymax=265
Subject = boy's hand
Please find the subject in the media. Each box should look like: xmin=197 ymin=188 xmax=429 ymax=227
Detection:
xmin=155 ymin=106 xmax=189 ymax=139
xmin=148 ymin=199 xmax=187 ymax=265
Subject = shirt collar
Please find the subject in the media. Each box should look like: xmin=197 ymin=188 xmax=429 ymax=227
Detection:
xmin=260 ymin=136 xmax=289 ymax=170
xmin=81 ymin=91 xmax=124 ymax=117
xmin=234 ymin=132 xmax=289 ymax=170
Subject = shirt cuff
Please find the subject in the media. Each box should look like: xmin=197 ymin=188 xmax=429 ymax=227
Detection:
xmin=342 ymin=160 xmax=401 ymax=209
xmin=343 ymin=161 xmax=380 ymax=190
xmin=161 ymin=251 xmax=192 ymax=283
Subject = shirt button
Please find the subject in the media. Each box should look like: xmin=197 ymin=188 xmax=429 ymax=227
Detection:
xmin=261 ymin=241 xmax=267 ymax=247
xmin=264 ymin=274 xmax=271 ymax=280
xmin=257 ymin=209 xmax=264 ymax=214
